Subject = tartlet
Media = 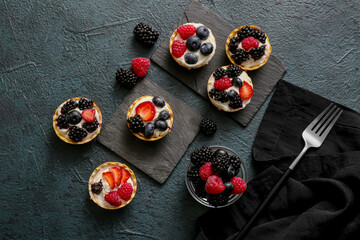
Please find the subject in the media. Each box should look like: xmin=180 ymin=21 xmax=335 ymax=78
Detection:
xmin=225 ymin=25 xmax=271 ymax=71
xmin=169 ymin=23 xmax=216 ymax=70
xmin=207 ymin=65 xmax=253 ymax=112
xmin=53 ymin=97 xmax=102 ymax=144
xmin=127 ymin=96 xmax=173 ymax=141
xmin=88 ymin=162 xmax=137 ymax=210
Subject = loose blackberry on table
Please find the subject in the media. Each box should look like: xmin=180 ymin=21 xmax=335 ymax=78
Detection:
xmin=133 ymin=22 xmax=159 ymax=46
xmin=78 ymin=98 xmax=93 ymax=110
xmin=190 ymin=146 xmax=214 ymax=168
xmin=68 ymin=126 xmax=87 ymax=142
xmin=116 ymin=68 xmax=138 ymax=89
xmin=199 ymin=118 xmax=217 ymax=136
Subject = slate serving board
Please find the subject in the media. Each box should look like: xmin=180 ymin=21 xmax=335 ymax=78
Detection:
xmin=98 ymin=79 xmax=203 ymax=184
xmin=151 ymin=0 xmax=287 ymax=126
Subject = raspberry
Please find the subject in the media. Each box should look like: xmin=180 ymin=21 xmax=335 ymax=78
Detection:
xmin=118 ymin=183 xmax=133 ymax=201
xmin=104 ymin=191 xmax=122 ymax=206
xmin=171 ymin=40 xmax=186 ymax=58
xmin=176 ymin=24 xmax=196 ymax=40
xmin=230 ymin=177 xmax=247 ymax=194
xmin=205 ymin=175 xmax=225 ymax=194
xmin=131 ymin=57 xmax=150 ymax=78
xmin=199 ymin=162 xmax=213 ymax=181
xmin=241 ymin=37 xmax=259 ymax=52
xmin=214 ymin=77 xmax=232 ymax=91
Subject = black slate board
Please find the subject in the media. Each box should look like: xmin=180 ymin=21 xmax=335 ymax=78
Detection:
xmin=151 ymin=1 xmax=287 ymax=126
xmin=98 ymin=79 xmax=203 ymax=184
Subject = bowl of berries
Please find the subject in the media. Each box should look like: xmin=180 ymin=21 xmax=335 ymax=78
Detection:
xmin=186 ymin=146 xmax=247 ymax=208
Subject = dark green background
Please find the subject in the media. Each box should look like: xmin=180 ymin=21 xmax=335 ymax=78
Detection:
xmin=1 ymin=0 xmax=359 ymax=239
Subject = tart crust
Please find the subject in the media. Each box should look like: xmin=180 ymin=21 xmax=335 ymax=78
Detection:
xmin=225 ymin=25 xmax=271 ymax=71
xmin=53 ymin=97 xmax=102 ymax=144
xmin=127 ymin=96 xmax=174 ymax=141
xmin=88 ymin=162 xmax=137 ymax=210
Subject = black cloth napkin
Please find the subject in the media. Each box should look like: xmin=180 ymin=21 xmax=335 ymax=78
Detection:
xmin=196 ymin=80 xmax=360 ymax=240
xmin=98 ymin=79 xmax=203 ymax=184
xmin=151 ymin=1 xmax=287 ymax=127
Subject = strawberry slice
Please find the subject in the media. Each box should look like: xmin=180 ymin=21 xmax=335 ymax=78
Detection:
xmin=135 ymin=101 xmax=156 ymax=121
xmin=81 ymin=109 xmax=95 ymax=122
xmin=102 ymin=171 xmax=115 ymax=189
xmin=109 ymin=167 xmax=122 ymax=187
xmin=120 ymin=168 xmax=130 ymax=185
xmin=239 ymin=82 xmax=253 ymax=100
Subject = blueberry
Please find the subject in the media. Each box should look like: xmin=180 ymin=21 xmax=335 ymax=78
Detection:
xmin=223 ymin=181 xmax=234 ymax=194
xmin=227 ymin=90 xmax=238 ymax=100
xmin=66 ymin=110 xmax=82 ymax=125
xmin=196 ymin=26 xmax=209 ymax=40
xmin=154 ymin=120 xmax=168 ymax=131
xmin=152 ymin=96 xmax=165 ymax=108
xmin=214 ymin=149 xmax=227 ymax=158
xmin=185 ymin=53 xmax=198 ymax=64
xmin=225 ymin=165 xmax=237 ymax=179
xmin=144 ymin=123 xmax=155 ymax=138
xmin=186 ymin=36 xmax=201 ymax=51
xmin=232 ymin=77 xmax=243 ymax=88
xmin=200 ymin=42 xmax=213 ymax=56
xmin=158 ymin=110 xmax=170 ymax=120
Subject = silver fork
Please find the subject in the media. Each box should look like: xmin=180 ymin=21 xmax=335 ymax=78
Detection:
xmin=235 ymin=103 xmax=343 ymax=240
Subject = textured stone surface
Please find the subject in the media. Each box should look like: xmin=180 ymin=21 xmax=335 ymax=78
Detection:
xmin=0 ymin=0 xmax=359 ymax=239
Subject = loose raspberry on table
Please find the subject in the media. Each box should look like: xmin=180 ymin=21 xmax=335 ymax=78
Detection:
xmin=199 ymin=162 xmax=213 ymax=181
xmin=131 ymin=57 xmax=150 ymax=78
xmin=205 ymin=175 xmax=225 ymax=194
xmin=104 ymin=191 xmax=122 ymax=206
xmin=241 ymin=36 xmax=259 ymax=52
xmin=172 ymin=40 xmax=187 ymax=58
xmin=214 ymin=77 xmax=232 ymax=91
xmin=230 ymin=177 xmax=247 ymax=194
xmin=177 ymin=24 xmax=196 ymax=40
xmin=118 ymin=183 xmax=133 ymax=201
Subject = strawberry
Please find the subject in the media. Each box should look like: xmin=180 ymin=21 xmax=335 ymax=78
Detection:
xmin=131 ymin=57 xmax=150 ymax=78
xmin=102 ymin=171 xmax=115 ymax=189
xmin=214 ymin=77 xmax=232 ymax=91
xmin=81 ymin=109 xmax=95 ymax=123
xmin=118 ymin=183 xmax=133 ymax=201
xmin=120 ymin=168 xmax=130 ymax=185
xmin=104 ymin=191 xmax=122 ymax=206
xmin=109 ymin=167 xmax=122 ymax=187
xmin=241 ymin=37 xmax=259 ymax=52
xmin=230 ymin=177 xmax=247 ymax=194
xmin=135 ymin=101 xmax=156 ymax=121
xmin=176 ymin=24 xmax=196 ymax=40
xmin=171 ymin=40 xmax=186 ymax=58
xmin=239 ymin=82 xmax=253 ymax=100
xmin=205 ymin=175 xmax=225 ymax=194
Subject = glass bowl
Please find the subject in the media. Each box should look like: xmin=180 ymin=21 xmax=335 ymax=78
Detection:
xmin=185 ymin=145 xmax=247 ymax=208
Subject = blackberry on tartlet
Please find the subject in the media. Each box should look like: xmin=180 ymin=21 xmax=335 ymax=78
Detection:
xmin=226 ymin=25 xmax=271 ymax=71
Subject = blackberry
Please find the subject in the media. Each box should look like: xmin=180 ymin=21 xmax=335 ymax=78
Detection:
xmin=191 ymin=146 xmax=213 ymax=168
xmin=199 ymin=118 xmax=217 ymax=136
xmin=233 ymin=49 xmax=250 ymax=65
xmin=213 ymin=67 xmax=227 ymax=80
xmin=61 ymin=100 xmax=78 ymax=114
xmin=116 ymin=68 xmax=138 ymax=89
xmin=187 ymin=166 xmax=201 ymax=185
xmin=229 ymin=95 xmax=243 ymax=109
xmin=68 ymin=126 xmax=87 ymax=142
xmin=133 ymin=22 xmax=159 ymax=46
xmin=211 ymin=153 xmax=230 ymax=173
xmin=226 ymin=64 xmax=242 ymax=78
xmin=57 ymin=114 xmax=69 ymax=129
xmin=250 ymin=45 xmax=266 ymax=60
xmin=236 ymin=25 xmax=254 ymax=42
xmin=229 ymin=155 xmax=241 ymax=173
xmin=194 ymin=181 xmax=207 ymax=198
xmin=82 ymin=119 xmax=99 ymax=133
xmin=228 ymin=38 xmax=238 ymax=54
xmin=127 ymin=114 xmax=145 ymax=133
xmin=207 ymin=193 xmax=230 ymax=207
xmin=91 ymin=180 xmax=103 ymax=194
xmin=252 ymin=28 xmax=266 ymax=43
xmin=78 ymin=98 xmax=93 ymax=110
xmin=209 ymin=89 xmax=229 ymax=103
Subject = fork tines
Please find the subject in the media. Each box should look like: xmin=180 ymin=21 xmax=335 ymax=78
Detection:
xmin=310 ymin=103 xmax=343 ymax=137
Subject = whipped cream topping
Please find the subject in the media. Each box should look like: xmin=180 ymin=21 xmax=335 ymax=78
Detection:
xmin=173 ymin=23 xmax=216 ymax=68
xmin=56 ymin=100 xmax=101 ymax=142
xmin=130 ymin=96 xmax=172 ymax=138
xmin=207 ymin=67 xmax=253 ymax=112
xmin=91 ymin=164 xmax=135 ymax=208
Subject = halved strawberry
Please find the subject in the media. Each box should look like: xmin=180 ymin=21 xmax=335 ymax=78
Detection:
xmin=135 ymin=101 xmax=156 ymax=121
xmin=239 ymin=82 xmax=253 ymax=100
xmin=120 ymin=168 xmax=130 ymax=185
xmin=81 ymin=109 xmax=95 ymax=122
xmin=102 ymin=171 xmax=115 ymax=189
xmin=109 ymin=167 xmax=122 ymax=187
